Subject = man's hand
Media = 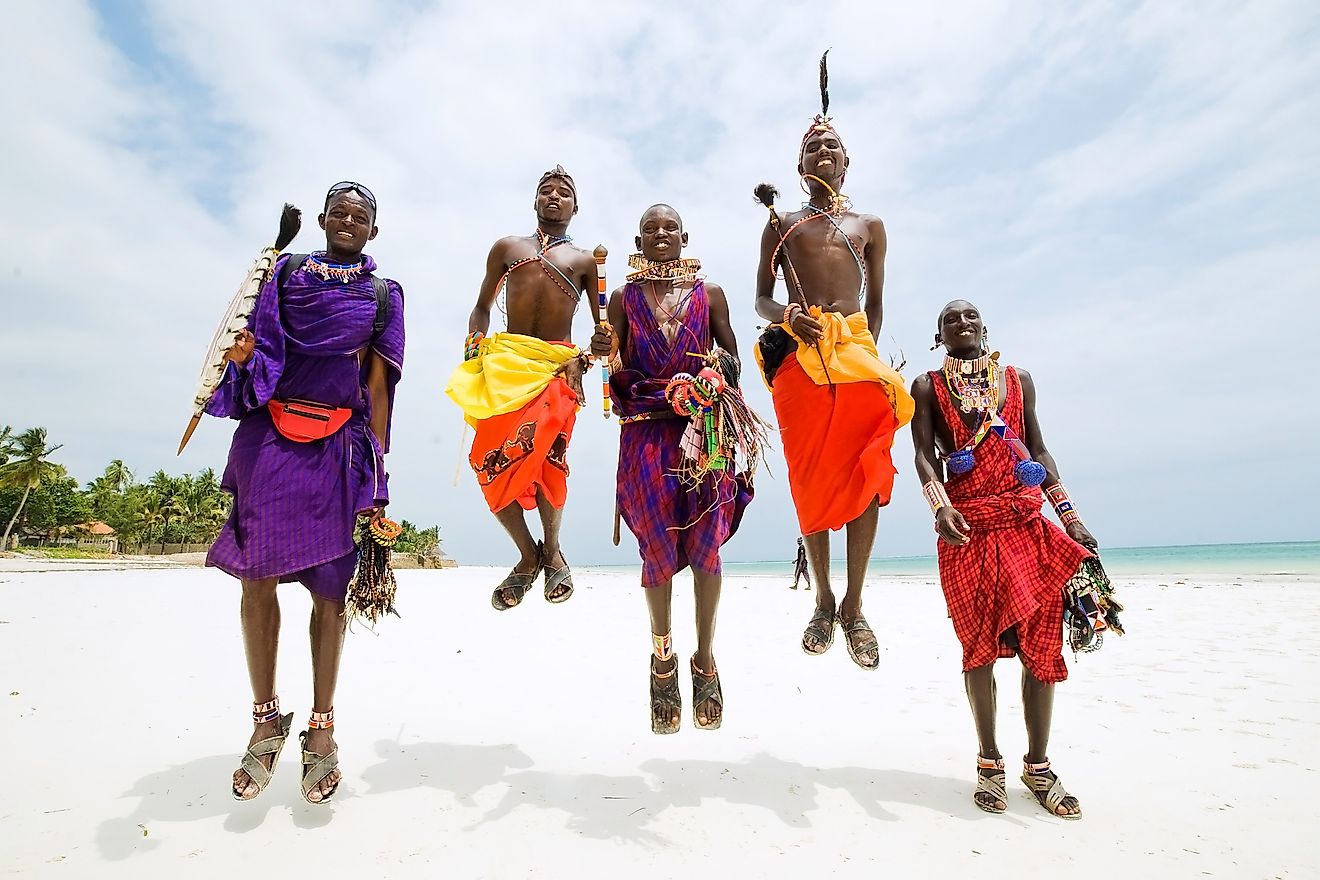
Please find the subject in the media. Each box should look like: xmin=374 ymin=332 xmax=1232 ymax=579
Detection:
xmin=590 ymin=323 xmax=616 ymax=360
xmin=789 ymin=310 xmax=823 ymax=345
xmin=558 ymin=356 xmax=587 ymax=404
xmin=1066 ymin=521 xmax=1099 ymax=551
xmin=935 ymin=506 xmax=972 ymax=546
xmin=225 ymin=329 xmax=255 ymax=365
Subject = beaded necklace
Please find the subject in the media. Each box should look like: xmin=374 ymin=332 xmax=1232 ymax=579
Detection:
xmin=943 ymin=351 xmax=1001 ymax=414
xmin=304 ymin=252 xmax=365 ymax=284
xmin=939 ymin=352 xmax=1046 ymax=487
xmin=645 ymin=279 xmax=697 ymax=340
xmin=496 ymin=229 xmax=581 ymax=315
xmin=767 ymin=189 xmax=866 ymax=295
xmin=626 ymin=253 xmax=702 ymax=282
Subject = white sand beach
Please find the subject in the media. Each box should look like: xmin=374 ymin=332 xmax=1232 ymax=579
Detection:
xmin=2 ymin=559 xmax=1317 ymax=879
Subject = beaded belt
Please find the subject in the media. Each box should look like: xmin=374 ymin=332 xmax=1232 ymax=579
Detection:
xmin=618 ymin=411 xmax=683 ymax=425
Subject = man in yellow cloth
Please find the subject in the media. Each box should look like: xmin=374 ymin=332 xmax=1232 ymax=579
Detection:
xmin=446 ymin=165 xmax=598 ymax=610
xmin=754 ymin=53 xmax=914 ymax=669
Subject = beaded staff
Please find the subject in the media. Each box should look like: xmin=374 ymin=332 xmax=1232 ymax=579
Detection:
xmin=594 ymin=244 xmax=610 ymax=419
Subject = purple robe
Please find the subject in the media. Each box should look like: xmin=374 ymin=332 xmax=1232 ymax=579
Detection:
xmin=610 ymin=281 xmax=751 ymax=588
xmin=205 ymin=253 xmax=405 ymax=602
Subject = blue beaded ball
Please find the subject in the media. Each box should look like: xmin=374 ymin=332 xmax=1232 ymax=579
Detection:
xmin=947 ymin=449 xmax=976 ymax=475
xmin=1015 ymin=460 xmax=1047 ymax=487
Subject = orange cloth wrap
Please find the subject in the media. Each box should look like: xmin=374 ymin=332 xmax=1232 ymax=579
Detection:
xmin=770 ymin=310 xmax=914 ymax=534
xmin=469 ymin=378 xmax=578 ymax=512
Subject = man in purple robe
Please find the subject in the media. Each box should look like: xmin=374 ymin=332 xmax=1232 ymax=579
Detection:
xmin=205 ymin=181 xmax=405 ymax=804
xmin=590 ymin=204 xmax=752 ymax=735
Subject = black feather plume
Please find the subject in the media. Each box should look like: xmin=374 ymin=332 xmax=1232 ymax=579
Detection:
xmin=275 ymin=203 xmax=302 ymax=251
xmin=819 ymin=50 xmax=831 ymax=118
xmin=753 ymin=183 xmax=779 ymax=209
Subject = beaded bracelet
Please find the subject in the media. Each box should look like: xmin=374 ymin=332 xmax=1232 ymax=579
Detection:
xmin=783 ymin=302 xmax=804 ymax=326
xmin=1046 ymin=483 xmax=1083 ymax=527
xmin=922 ymin=480 xmax=951 ymax=514
xmin=463 ymin=331 xmax=484 ymax=361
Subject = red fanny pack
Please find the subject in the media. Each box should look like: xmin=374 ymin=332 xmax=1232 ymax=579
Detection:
xmin=267 ymin=399 xmax=353 ymax=442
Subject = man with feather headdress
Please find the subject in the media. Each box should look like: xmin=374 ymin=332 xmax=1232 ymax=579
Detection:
xmin=754 ymin=53 xmax=914 ymax=671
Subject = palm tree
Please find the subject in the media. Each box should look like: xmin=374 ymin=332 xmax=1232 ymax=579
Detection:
xmin=0 ymin=426 xmax=13 ymax=466
xmin=104 ymin=460 xmax=134 ymax=494
xmin=0 ymin=428 xmax=64 ymax=549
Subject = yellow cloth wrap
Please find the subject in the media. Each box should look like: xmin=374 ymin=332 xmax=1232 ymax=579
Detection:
xmin=784 ymin=308 xmax=915 ymax=426
xmin=445 ymin=332 xmax=581 ymax=427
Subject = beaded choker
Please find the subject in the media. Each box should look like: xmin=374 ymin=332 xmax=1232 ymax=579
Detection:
xmin=304 ymin=253 xmax=365 ymax=284
xmin=943 ymin=351 xmax=1001 ymax=414
xmin=626 ymin=253 xmax=702 ymax=282
xmin=943 ymin=352 xmax=997 ymax=375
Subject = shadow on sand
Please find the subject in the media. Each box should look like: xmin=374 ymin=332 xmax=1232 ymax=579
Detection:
xmin=94 ymin=753 xmax=342 ymax=861
xmin=100 ymin=744 xmax=1017 ymax=857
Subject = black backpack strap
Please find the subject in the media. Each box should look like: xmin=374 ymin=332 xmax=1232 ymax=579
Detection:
xmin=369 ymin=276 xmax=390 ymax=338
xmin=276 ymin=253 xmax=309 ymax=292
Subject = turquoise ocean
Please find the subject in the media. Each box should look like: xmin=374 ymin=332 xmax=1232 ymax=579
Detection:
xmin=588 ymin=541 xmax=1320 ymax=580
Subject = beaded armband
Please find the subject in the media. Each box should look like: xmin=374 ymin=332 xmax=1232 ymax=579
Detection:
xmin=464 ymin=331 xmax=484 ymax=361
xmin=922 ymin=480 xmax=951 ymax=515
xmin=1046 ymin=483 xmax=1082 ymax=527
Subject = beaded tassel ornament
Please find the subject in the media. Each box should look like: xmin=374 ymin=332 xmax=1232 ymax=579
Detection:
xmin=1063 ymin=557 xmax=1126 ymax=654
xmin=344 ymin=510 xmax=403 ymax=625
xmin=663 ymin=350 xmax=773 ymax=487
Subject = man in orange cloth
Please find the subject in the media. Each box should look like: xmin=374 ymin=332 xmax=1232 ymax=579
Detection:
xmin=446 ymin=166 xmax=598 ymax=610
xmin=754 ymin=53 xmax=914 ymax=669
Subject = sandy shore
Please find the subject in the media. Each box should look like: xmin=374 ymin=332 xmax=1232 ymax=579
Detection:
xmin=2 ymin=562 xmax=1316 ymax=878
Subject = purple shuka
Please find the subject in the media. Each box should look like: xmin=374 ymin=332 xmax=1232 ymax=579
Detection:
xmin=610 ymin=281 xmax=752 ymax=588
xmin=205 ymin=253 xmax=405 ymax=602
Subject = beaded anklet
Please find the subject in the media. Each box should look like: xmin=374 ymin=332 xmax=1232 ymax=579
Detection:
xmin=308 ymin=709 xmax=335 ymax=730
xmin=252 ymin=696 xmax=281 ymax=724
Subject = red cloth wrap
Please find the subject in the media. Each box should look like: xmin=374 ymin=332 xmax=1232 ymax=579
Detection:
xmin=932 ymin=366 xmax=1090 ymax=682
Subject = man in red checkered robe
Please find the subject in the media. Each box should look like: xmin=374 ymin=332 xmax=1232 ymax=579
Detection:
xmin=910 ymin=300 xmax=1099 ymax=820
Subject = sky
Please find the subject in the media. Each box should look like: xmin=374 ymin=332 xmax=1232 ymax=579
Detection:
xmin=2 ymin=0 xmax=1316 ymax=566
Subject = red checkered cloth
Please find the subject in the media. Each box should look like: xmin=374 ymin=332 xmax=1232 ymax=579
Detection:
xmin=932 ymin=367 xmax=1091 ymax=682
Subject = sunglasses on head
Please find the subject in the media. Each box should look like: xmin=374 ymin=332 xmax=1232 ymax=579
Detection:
xmin=325 ymin=181 xmax=377 ymax=211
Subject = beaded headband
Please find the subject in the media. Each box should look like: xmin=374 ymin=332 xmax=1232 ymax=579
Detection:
xmin=538 ymin=164 xmax=577 ymax=199
xmin=800 ymin=51 xmax=846 ymax=162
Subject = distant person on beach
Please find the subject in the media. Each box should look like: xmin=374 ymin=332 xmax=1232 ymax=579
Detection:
xmin=207 ymin=181 xmax=405 ymax=804
xmin=590 ymin=204 xmax=765 ymax=733
xmin=753 ymin=52 xmax=914 ymax=669
xmin=445 ymin=166 xmax=598 ymax=611
xmin=910 ymin=300 xmax=1099 ymax=819
xmin=792 ymin=537 xmax=811 ymax=590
